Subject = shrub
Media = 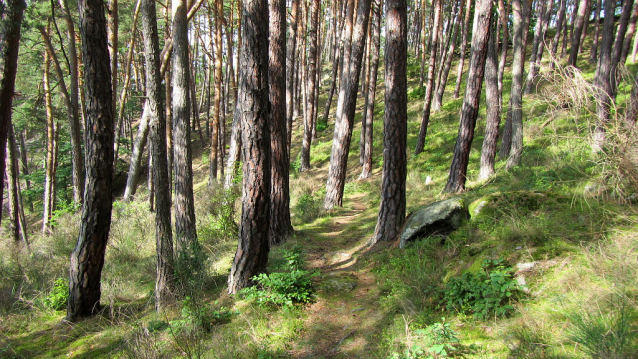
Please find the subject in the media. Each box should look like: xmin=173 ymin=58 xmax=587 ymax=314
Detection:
xmin=389 ymin=319 xmax=476 ymax=358
xmin=170 ymin=297 xmax=235 ymax=333
xmin=240 ymin=248 xmax=317 ymax=308
xmin=295 ymin=192 xmax=323 ymax=223
xmin=43 ymin=278 xmax=68 ymax=310
xmin=442 ymin=259 xmax=524 ymax=320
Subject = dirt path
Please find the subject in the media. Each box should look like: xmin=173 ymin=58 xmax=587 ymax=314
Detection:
xmin=290 ymin=194 xmax=387 ymax=358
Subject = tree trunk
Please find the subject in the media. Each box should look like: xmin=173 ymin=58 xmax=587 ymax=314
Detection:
xmin=300 ymin=0 xmax=320 ymax=171
xmin=479 ymin=13 xmax=501 ymax=181
xmin=122 ymin=104 xmax=150 ymax=201
xmin=141 ymin=0 xmax=175 ymax=311
xmin=323 ymin=0 xmax=371 ymax=209
xmin=496 ymin=0 xmax=509 ymax=105
xmin=269 ymin=0 xmax=293 ymax=246
xmin=209 ymin=0 xmax=223 ymax=184
xmin=414 ymin=0 xmax=443 ymax=155
xmin=505 ymin=0 xmax=531 ymax=169
xmin=6 ymin=125 xmax=26 ymax=244
xmin=525 ymin=0 xmax=552 ymax=94
xmin=360 ymin=0 xmax=381 ymax=180
xmin=590 ymin=0 xmax=602 ymax=64
xmin=286 ymin=0 xmax=299 ymax=153
xmin=453 ymin=0 xmax=473 ymax=99
xmin=0 ymin=0 xmax=25 ymax=226
xmin=372 ymin=0 xmax=407 ymax=244
xmin=43 ymin=52 xmax=58 ymax=234
xmin=228 ymin=0 xmax=271 ymax=295
xmin=551 ymin=0 xmax=567 ymax=66
xmin=568 ymin=0 xmax=590 ymax=68
xmin=172 ymin=0 xmax=199 ymax=258
xmin=445 ymin=0 xmax=493 ymax=193
xmin=67 ymin=0 xmax=115 ymax=321
xmin=434 ymin=0 xmax=464 ymax=110
xmin=224 ymin=105 xmax=242 ymax=189
xmin=108 ymin=0 xmax=118 ymax=139
xmin=621 ymin=2 xmax=638 ymax=64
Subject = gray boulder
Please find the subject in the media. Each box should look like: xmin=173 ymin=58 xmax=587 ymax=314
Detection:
xmin=399 ymin=197 xmax=469 ymax=248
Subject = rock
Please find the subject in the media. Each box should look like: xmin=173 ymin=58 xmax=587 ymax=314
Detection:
xmin=399 ymin=197 xmax=469 ymax=248
xmin=516 ymin=262 xmax=537 ymax=272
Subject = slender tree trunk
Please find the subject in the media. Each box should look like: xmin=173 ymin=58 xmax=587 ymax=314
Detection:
xmin=453 ymin=0 xmax=473 ymax=99
xmin=593 ymin=0 xmax=616 ymax=151
xmin=434 ymin=0 xmax=464 ymax=110
xmin=7 ymin=125 xmax=26 ymax=244
xmin=43 ymin=53 xmax=58 ymax=234
xmin=108 ymin=0 xmax=118 ymax=139
xmin=228 ymin=0 xmax=271 ymax=295
xmin=172 ymin=0 xmax=199 ymax=259
xmin=525 ymin=0 xmax=552 ymax=94
xmin=17 ymin=130 xmax=33 ymax=212
xmin=286 ymin=0 xmax=299 ymax=153
xmin=269 ymin=0 xmax=293 ymax=245
xmin=445 ymin=0 xmax=492 ymax=193
xmin=505 ymin=0 xmax=531 ymax=169
xmin=590 ymin=0 xmax=602 ymax=63
xmin=300 ymin=0 xmax=320 ymax=171
xmin=497 ymin=0 xmax=509 ymax=105
xmin=67 ymin=0 xmax=115 ymax=322
xmin=568 ymin=0 xmax=590 ymax=68
xmin=414 ymin=0 xmax=443 ymax=155
xmin=551 ymin=0 xmax=567 ymax=65
xmin=224 ymin=105 xmax=242 ymax=189
xmin=372 ymin=0 xmax=407 ymax=244
xmin=479 ymin=14 xmax=501 ymax=181
xmin=324 ymin=0 xmax=371 ymax=209
xmin=140 ymin=0 xmax=175 ymax=310
xmin=209 ymin=0 xmax=223 ymax=184
xmin=360 ymin=0 xmax=381 ymax=180
xmin=621 ymin=2 xmax=638 ymax=64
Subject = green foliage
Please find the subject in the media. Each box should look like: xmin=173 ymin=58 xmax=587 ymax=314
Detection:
xmin=568 ymin=297 xmax=638 ymax=359
xmin=43 ymin=278 xmax=68 ymax=311
xmin=170 ymin=297 xmax=235 ymax=333
xmin=442 ymin=259 xmax=524 ymax=320
xmin=174 ymin=242 xmax=207 ymax=293
xmin=295 ymin=192 xmax=324 ymax=223
xmin=408 ymin=85 xmax=426 ymax=100
xmin=316 ymin=117 xmax=328 ymax=132
xmin=389 ymin=319 xmax=475 ymax=359
xmin=241 ymin=248 xmax=317 ymax=308
xmin=147 ymin=320 xmax=170 ymax=333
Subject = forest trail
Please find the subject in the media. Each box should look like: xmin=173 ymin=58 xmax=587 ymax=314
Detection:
xmin=290 ymin=193 xmax=388 ymax=358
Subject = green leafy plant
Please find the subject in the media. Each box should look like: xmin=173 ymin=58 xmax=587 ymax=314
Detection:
xmin=316 ymin=117 xmax=328 ymax=132
xmin=390 ymin=319 xmax=474 ymax=358
xmin=295 ymin=192 xmax=323 ymax=223
xmin=43 ymin=278 xmax=68 ymax=310
xmin=240 ymin=249 xmax=317 ymax=308
xmin=170 ymin=297 xmax=235 ymax=333
xmin=442 ymin=259 xmax=524 ymax=320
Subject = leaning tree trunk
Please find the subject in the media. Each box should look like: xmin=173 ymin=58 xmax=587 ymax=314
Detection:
xmin=444 ymin=0 xmax=493 ymax=193
xmin=228 ymin=0 xmax=271 ymax=295
xmin=372 ymin=0 xmax=407 ymax=244
xmin=269 ymin=0 xmax=293 ymax=245
xmin=414 ymin=0 xmax=443 ymax=155
xmin=140 ymin=0 xmax=175 ymax=311
xmin=550 ymin=0 xmax=567 ymax=67
xmin=67 ymin=0 xmax=115 ymax=322
xmin=434 ymin=0 xmax=464 ymax=110
xmin=323 ymin=0 xmax=371 ymax=209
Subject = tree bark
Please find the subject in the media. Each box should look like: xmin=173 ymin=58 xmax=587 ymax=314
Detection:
xmin=360 ymin=0 xmax=381 ymax=180
xmin=414 ymin=0 xmax=443 ymax=155
xmin=67 ymin=0 xmax=115 ymax=321
xmin=479 ymin=13 xmax=501 ymax=181
xmin=209 ymin=0 xmax=223 ymax=184
xmin=286 ymin=0 xmax=299 ymax=153
xmin=172 ymin=0 xmax=199 ymax=257
xmin=525 ymin=0 xmax=552 ymax=94
xmin=300 ymin=0 xmax=320 ymax=171
xmin=372 ymin=0 xmax=407 ymax=244
xmin=324 ymin=0 xmax=371 ymax=209
xmin=445 ymin=0 xmax=493 ymax=193
xmin=434 ymin=0 xmax=464 ymax=110
xmin=6 ymin=125 xmax=27 ymax=244
xmin=590 ymin=0 xmax=602 ymax=63
xmin=551 ymin=0 xmax=567 ymax=66
xmin=228 ymin=0 xmax=271 ymax=294
xmin=621 ymin=2 xmax=638 ymax=64
xmin=568 ymin=0 xmax=590 ymax=68
xmin=141 ymin=0 xmax=175 ymax=311
xmin=269 ymin=0 xmax=293 ymax=245
xmin=43 ymin=52 xmax=58 ymax=234
xmin=454 ymin=0 xmax=473 ymax=99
